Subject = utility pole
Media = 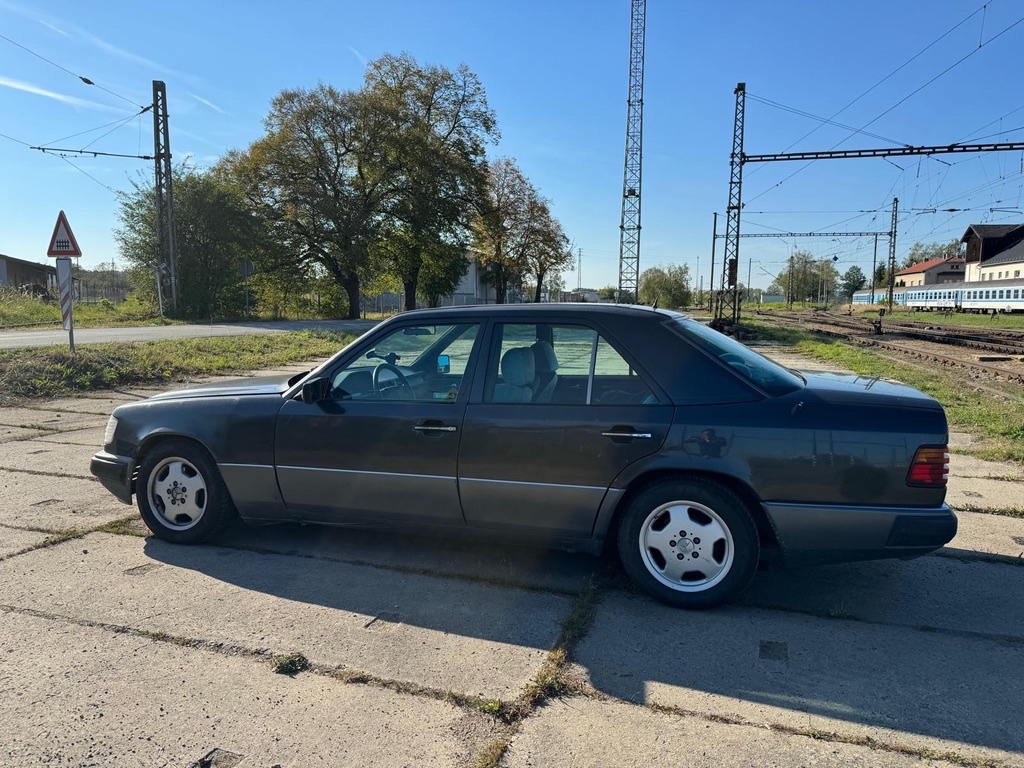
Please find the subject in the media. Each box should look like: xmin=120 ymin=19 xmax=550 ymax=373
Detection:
xmin=886 ymin=197 xmax=899 ymax=311
xmin=152 ymin=81 xmax=177 ymax=312
xmin=577 ymin=248 xmax=582 ymax=291
xmin=708 ymin=212 xmax=718 ymax=312
xmin=870 ymin=234 xmax=878 ymax=305
xmin=617 ymin=0 xmax=646 ymax=302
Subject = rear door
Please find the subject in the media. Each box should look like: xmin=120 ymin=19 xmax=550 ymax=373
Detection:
xmin=457 ymin=320 xmax=673 ymax=538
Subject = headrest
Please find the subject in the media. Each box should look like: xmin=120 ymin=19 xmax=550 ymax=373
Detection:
xmin=500 ymin=347 xmax=535 ymax=387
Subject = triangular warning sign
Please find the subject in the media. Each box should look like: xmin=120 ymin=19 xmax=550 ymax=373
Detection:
xmin=47 ymin=210 xmax=82 ymax=257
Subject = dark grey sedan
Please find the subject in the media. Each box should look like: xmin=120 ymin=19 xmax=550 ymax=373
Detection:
xmin=91 ymin=305 xmax=956 ymax=608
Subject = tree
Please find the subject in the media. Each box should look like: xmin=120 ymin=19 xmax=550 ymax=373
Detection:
xmin=114 ymin=164 xmax=259 ymax=320
xmin=764 ymin=281 xmax=784 ymax=296
xmin=523 ymin=200 xmax=572 ymax=302
xmin=363 ymin=54 xmax=498 ymax=310
xmin=638 ymin=264 xmax=691 ymax=308
xmin=902 ymin=239 xmax=962 ymax=269
xmin=472 ymin=158 xmax=528 ymax=303
xmin=839 ymin=265 xmax=867 ymax=301
xmin=223 ymin=84 xmax=388 ymax=319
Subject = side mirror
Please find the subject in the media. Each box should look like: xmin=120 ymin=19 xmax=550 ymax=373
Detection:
xmin=437 ymin=354 xmax=451 ymax=374
xmin=299 ymin=377 xmax=330 ymax=404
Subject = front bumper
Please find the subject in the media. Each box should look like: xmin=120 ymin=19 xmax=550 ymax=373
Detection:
xmin=763 ymin=502 xmax=957 ymax=567
xmin=90 ymin=451 xmax=134 ymax=504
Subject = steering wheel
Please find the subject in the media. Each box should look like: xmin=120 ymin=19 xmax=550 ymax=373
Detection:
xmin=372 ymin=362 xmax=413 ymax=398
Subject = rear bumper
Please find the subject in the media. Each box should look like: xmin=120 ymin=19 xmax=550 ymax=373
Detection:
xmin=763 ymin=501 xmax=957 ymax=567
xmin=90 ymin=451 xmax=134 ymax=504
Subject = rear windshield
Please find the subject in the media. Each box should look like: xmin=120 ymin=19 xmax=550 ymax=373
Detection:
xmin=668 ymin=319 xmax=805 ymax=397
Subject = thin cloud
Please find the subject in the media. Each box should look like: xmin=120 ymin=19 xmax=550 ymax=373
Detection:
xmin=0 ymin=75 xmax=115 ymax=111
xmin=189 ymin=93 xmax=226 ymax=115
xmin=348 ymin=46 xmax=368 ymax=67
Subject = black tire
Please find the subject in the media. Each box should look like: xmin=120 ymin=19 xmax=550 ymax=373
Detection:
xmin=617 ymin=477 xmax=759 ymax=609
xmin=136 ymin=439 xmax=237 ymax=544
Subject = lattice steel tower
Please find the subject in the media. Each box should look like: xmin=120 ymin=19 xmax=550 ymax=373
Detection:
xmin=716 ymin=82 xmax=746 ymax=326
xmin=153 ymin=80 xmax=177 ymax=310
xmin=617 ymin=0 xmax=646 ymax=302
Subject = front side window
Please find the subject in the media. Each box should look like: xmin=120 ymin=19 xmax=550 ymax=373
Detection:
xmin=330 ymin=323 xmax=478 ymax=401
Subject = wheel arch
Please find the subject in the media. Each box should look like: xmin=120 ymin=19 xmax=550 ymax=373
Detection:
xmin=132 ymin=431 xmax=220 ymax=495
xmin=603 ymin=469 xmax=781 ymax=558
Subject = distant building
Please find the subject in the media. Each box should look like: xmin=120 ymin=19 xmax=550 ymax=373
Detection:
xmin=894 ymin=255 xmax=965 ymax=287
xmin=0 ymin=254 xmax=59 ymax=296
xmin=961 ymin=224 xmax=1024 ymax=281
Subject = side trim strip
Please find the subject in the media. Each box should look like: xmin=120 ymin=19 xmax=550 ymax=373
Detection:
xmin=277 ymin=465 xmax=456 ymax=482
xmin=460 ymin=476 xmax=606 ymax=492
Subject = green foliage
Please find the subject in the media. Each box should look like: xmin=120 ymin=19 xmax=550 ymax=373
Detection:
xmin=838 ymin=265 xmax=867 ymax=300
xmin=271 ymin=652 xmax=311 ymax=675
xmin=0 ymin=331 xmax=349 ymax=404
xmin=638 ymin=264 xmax=691 ymax=308
xmin=903 ymin=239 xmax=963 ymax=269
xmin=472 ymin=158 xmax=570 ymax=303
xmin=0 ymin=290 xmax=57 ymax=327
xmin=114 ymin=163 xmax=268 ymax=321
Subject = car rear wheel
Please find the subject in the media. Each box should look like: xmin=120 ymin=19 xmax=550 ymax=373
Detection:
xmin=136 ymin=440 xmax=237 ymax=544
xmin=617 ymin=477 xmax=759 ymax=609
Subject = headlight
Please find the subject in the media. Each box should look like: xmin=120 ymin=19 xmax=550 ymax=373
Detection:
xmin=103 ymin=416 xmax=119 ymax=446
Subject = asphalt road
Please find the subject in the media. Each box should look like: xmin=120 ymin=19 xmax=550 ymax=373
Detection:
xmin=0 ymin=352 xmax=1022 ymax=767
xmin=0 ymin=318 xmax=379 ymax=348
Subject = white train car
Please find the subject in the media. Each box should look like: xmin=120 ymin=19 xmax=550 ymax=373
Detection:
xmin=958 ymin=278 xmax=1024 ymax=314
xmin=904 ymin=283 xmax=963 ymax=312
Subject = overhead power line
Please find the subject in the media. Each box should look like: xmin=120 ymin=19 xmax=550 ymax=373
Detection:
xmin=0 ymin=31 xmax=146 ymax=109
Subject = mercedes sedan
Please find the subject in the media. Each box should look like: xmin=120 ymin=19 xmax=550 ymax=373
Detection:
xmin=91 ymin=304 xmax=956 ymax=608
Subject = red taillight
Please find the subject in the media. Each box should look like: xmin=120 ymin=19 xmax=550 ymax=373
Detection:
xmin=907 ymin=446 xmax=949 ymax=487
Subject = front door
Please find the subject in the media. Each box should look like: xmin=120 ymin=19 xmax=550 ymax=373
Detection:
xmin=274 ymin=321 xmax=481 ymax=524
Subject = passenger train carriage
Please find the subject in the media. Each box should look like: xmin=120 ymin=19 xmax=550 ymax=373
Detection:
xmin=852 ymin=278 xmax=1024 ymax=313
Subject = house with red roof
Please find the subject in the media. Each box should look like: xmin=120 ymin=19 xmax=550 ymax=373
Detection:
xmin=894 ymin=255 xmax=965 ymax=287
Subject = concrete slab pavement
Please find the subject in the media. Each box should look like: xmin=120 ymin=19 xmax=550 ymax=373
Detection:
xmin=0 ymin=610 xmax=498 ymax=768
xmin=0 ymin=469 xmax=133 ymax=531
xmin=215 ymin=520 xmax=599 ymax=595
xmin=0 ymin=407 xmax=106 ymax=431
xmin=740 ymin=552 xmax=1024 ymax=637
xmin=0 ymin=525 xmax=54 ymax=559
xmin=0 ymin=532 xmax=569 ymax=700
xmin=0 ymin=438 xmax=97 ymax=479
xmin=573 ymin=592 xmax=1024 ymax=766
xmin=504 ymin=696 xmax=947 ymax=768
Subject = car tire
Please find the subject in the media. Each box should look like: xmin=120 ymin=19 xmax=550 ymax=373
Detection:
xmin=136 ymin=439 xmax=237 ymax=544
xmin=617 ymin=477 xmax=759 ymax=609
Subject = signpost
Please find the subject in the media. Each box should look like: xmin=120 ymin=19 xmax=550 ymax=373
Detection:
xmin=46 ymin=211 xmax=82 ymax=352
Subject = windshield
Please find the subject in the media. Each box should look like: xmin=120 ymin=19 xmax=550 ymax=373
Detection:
xmin=669 ymin=319 xmax=804 ymax=397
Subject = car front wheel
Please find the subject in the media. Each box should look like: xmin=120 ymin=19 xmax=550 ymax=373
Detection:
xmin=617 ymin=477 xmax=759 ymax=609
xmin=136 ymin=440 xmax=237 ymax=544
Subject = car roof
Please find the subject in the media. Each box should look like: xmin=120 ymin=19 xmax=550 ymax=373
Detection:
xmin=390 ymin=303 xmax=689 ymax=322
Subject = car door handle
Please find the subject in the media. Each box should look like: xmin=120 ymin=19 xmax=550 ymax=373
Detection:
xmin=602 ymin=429 xmax=652 ymax=439
xmin=413 ymin=424 xmax=458 ymax=433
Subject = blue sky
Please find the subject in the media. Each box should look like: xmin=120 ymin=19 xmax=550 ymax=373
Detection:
xmin=2 ymin=0 xmax=1023 ymax=292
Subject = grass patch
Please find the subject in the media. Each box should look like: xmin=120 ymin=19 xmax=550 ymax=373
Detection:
xmin=272 ymin=651 xmax=310 ymax=675
xmin=473 ymin=739 xmax=510 ymax=768
xmin=0 ymin=292 xmax=166 ymax=329
xmin=745 ymin=319 xmax=1024 ymax=463
xmin=0 ymin=331 xmax=350 ymax=404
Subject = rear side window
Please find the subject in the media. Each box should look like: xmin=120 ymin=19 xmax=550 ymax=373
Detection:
xmin=668 ymin=320 xmax=804 ymax=397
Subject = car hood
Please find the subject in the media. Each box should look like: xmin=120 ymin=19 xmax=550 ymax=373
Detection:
xmin=798 ymin=371 xmax=941 ymax=410
xmin=145 ymin=374 xmax=293 ymax=402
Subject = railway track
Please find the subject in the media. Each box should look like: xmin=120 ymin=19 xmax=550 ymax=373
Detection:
xmin=756 ymin=311 xmax=1024 ymax=389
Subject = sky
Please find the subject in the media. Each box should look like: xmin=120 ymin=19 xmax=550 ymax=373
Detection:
xmin=2 ymin=0 xmax=1024 ymax=293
